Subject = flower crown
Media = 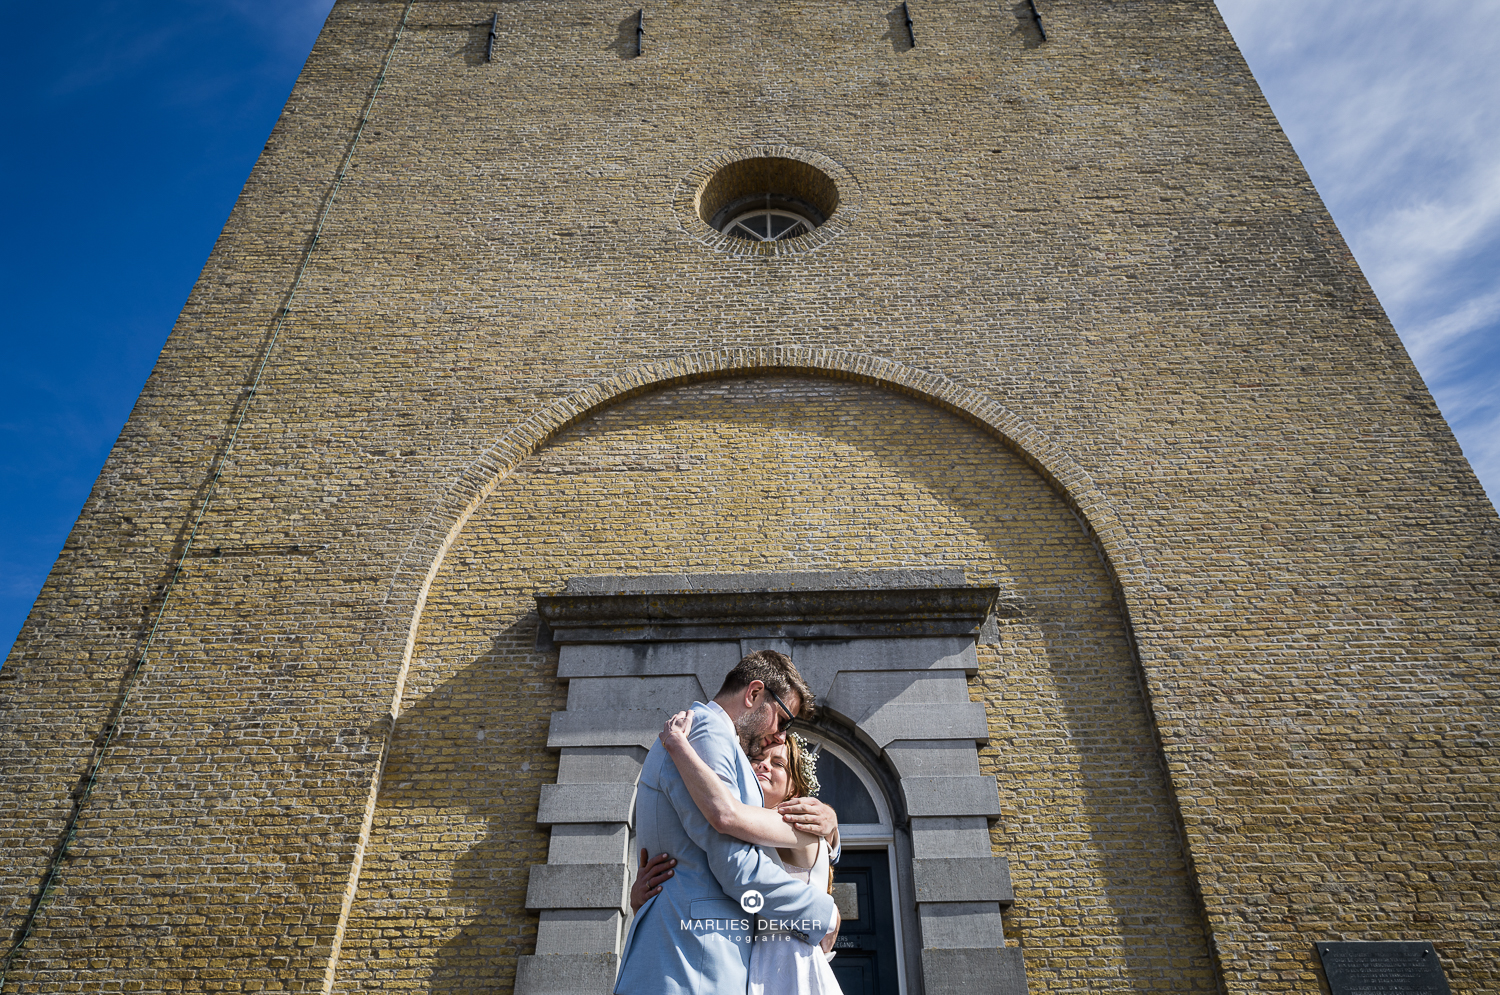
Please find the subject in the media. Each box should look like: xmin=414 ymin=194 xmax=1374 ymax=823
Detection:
xmin=789 ymin=732 xmax=821 ymax=797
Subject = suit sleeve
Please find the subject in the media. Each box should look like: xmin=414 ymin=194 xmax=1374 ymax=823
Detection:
xmin=661 ymin=712 xmax=837 ymax=943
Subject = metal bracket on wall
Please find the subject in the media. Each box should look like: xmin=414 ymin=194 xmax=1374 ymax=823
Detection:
xmin=1027 ymin=0 xmax=1046 ymax=42
xmin=635 ymin=9 xmax=645 ymax=57
xmin=903 ymin=2 xmax=916 ymax=47
xmin=486 ymin=10 xmax=499 ymax=61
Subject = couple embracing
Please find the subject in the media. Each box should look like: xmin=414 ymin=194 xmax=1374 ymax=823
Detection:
xmin=615 ymin=650 xmax=845 ymax=995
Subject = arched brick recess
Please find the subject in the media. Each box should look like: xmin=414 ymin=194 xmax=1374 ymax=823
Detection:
xmin=324 ymin=349 xmax=1165 ymax=990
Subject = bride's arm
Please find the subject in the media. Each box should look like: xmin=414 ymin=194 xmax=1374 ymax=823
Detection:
xmin=660 ymin=712 xmax=815 ymax=849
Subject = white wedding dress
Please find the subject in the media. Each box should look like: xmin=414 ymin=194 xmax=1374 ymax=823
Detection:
xmin=747 ymin=839 xmax=844 ymax=995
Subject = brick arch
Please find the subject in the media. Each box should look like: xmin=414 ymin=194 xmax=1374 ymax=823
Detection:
xmin=375 ymin=347 xmax=1153 ymax=703
xmin=326 ymin=347 xmax=1150 ymax=986
xmin=387 ymin=347 xmax=1143 ymax=632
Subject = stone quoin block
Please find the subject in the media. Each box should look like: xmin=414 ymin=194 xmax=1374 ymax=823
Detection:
xmin=536 ymin=782 xmax=637 ymax=826
xmin=921 ymin=947 xmax=1029 ymax=995
xmin=913 ymin=856 xmax=1015 ymax=906
xmin=525 ymin=863 xmax=630 ymax=912
xmin=901 ymin=776 xmax=1004 ymax=819
xmin=515 ymin=952 xmax=620 ymax=995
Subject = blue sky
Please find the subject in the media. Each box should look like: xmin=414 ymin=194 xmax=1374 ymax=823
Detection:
xmin=1217 ymin=0 xmax=1500 ymax=511
xmin=2 ymin=0 xmax=1496 ymax=661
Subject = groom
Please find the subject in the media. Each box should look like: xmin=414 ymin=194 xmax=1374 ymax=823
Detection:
xmin=614 ymin=650 xmax=839 ymax=995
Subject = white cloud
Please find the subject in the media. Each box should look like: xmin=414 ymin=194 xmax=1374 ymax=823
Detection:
xmin=1216 ymin=0 xmax=1500 ymax=506
xmin=1403 ymin=287 xmax=1500 ymax=373
xmin=225 ymin=0 xmax=337 ymax=56
xmin=1430 ymin=373 xmax=1500 ymax=503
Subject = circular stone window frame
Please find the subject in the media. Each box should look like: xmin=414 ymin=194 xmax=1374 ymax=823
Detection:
xmin=673 ymin=145 xmax=862 ymax=258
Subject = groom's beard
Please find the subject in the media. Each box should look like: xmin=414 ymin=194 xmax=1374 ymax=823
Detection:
xmin=735 ymin=704 xmax=775 ymax=760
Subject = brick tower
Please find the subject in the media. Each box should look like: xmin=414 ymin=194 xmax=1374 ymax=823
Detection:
xmin=2 ymin=1 xmax=1495 ymax=993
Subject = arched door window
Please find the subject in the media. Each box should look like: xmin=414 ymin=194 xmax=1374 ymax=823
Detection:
xmin=801 ymin=733 xmax=904 ymax=995
xmin=812 ymin=739 xmax=885 ymax=830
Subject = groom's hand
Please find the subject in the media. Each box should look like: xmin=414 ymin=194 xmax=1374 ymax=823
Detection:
xmin=776 ymin=796 xmax=837 ymax=838
xmin=629 ymin=848 xmax=676 ymax=913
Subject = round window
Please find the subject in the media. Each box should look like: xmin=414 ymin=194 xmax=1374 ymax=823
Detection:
xmin=723 ymin=208 xmax=815 ymax=242
xmin=679 ymin=149 xmax=858 ymax=255
xmin=696 ymin=157 xmax=838 ymax=243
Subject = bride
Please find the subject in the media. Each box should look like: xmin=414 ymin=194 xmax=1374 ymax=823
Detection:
xmin=630 ymin=710 xmax=845 ymax=995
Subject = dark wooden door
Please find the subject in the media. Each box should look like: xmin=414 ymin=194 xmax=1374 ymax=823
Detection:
xmin=830 ymin=850 xmax=900 ymax=995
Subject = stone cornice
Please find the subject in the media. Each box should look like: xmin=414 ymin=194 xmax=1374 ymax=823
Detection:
xmin=535 ymin=584 xmax=1000 ymax=643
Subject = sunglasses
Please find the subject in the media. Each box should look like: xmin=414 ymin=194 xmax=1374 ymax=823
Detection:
xmin=764 ymin=685 xmax=797 ymax=732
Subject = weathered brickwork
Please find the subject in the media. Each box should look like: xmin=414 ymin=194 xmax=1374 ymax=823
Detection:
xmin=2 ymin=0 xmax=1496 ymax=992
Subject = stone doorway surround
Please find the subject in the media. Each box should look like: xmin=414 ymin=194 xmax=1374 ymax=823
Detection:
xmin=516 ymin=570 xmax=1026 ymax=995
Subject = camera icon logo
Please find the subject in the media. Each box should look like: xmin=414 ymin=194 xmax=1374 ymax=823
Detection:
xmin=739 ymin=889 xmax=765 ymax=914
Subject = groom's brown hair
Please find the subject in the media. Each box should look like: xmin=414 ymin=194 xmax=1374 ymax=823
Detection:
xmin=716 ymin=649 xmax=814 ymax=719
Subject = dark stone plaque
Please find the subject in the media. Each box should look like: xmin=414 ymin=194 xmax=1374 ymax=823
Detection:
xmin=1317 ymin=941 xmax=1451 ymax=995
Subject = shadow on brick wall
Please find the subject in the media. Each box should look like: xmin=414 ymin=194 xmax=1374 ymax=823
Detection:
xmin=607 ymin=12 xmax=639 ymax=61
xmin=882 ymin=5 xmax=913 ymax=53
xmin=331 ymin=614 xmax=561 ymax=993
xmin=977 ymin=607 xmax=1219 ymax=992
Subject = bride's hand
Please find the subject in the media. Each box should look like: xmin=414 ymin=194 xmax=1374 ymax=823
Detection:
xmin=660 ymin=710 xmax=693 ymax=751
xmin=629 ymin=848 xmax=676 ymax=913
xmin=822 ymin=906 xmax=846 ymax=954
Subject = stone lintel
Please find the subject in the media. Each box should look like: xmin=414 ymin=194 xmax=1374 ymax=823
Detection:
xmin=563 ymin=569 xmax=968 ymax=593
xmin=537 ymin=586 xmax=1001 ymax=643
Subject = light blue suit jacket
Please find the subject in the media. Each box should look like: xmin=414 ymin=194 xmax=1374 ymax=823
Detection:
xmin=615 ymin=702 xmax=837 ymax=995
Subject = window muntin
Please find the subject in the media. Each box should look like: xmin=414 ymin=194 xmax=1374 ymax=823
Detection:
xmin=804 ymin=733 xmax=892 ymax=843
xmin=723 ymin=208 xmax=814 ymax=242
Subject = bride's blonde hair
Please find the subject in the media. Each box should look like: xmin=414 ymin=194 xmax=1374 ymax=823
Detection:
xmin=784 ymin=734 xmax=836 ymax=895
xmin=784 ymin=733 xmax=821 ymax=799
